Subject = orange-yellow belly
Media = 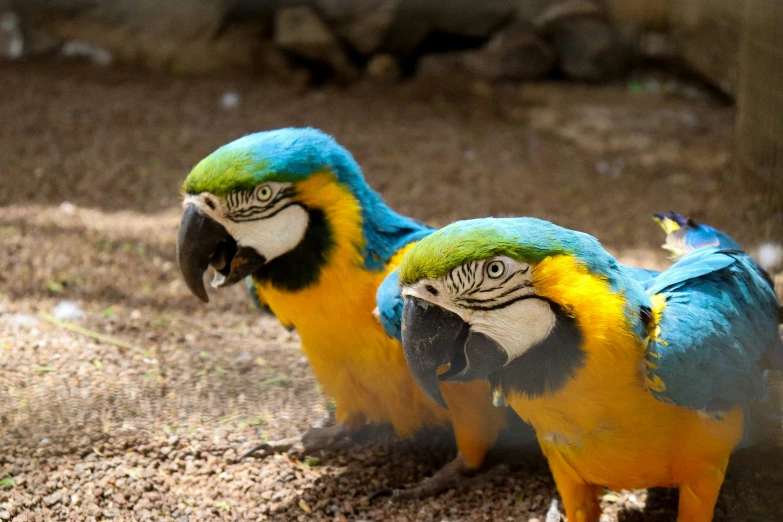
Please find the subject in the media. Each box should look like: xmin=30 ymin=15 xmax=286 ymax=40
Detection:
xmin=510 ymin=386 xmax=744 ymax=490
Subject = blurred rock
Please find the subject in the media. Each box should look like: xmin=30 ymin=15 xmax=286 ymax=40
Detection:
xmin=0 ymin=1 xmax=23 ymax=60
xmin=7 ymin=314 xmax=39 ymax=328
xmin=426 ymin=0 xmax=515 ymax=39
xmin=59 ymin=201 xmax=76 ymax=214
xmin=220 ymin=91 xmax=241 ymax=110
xmin=17 ymin=0 xmax=223 ymax=68
xmin=165 ymin=20 xmax=264 ymax=75
xmin=380 ymin=0 xmax=515 ymax=57
xmin=51 ymin=301 xmax=86 ymax=321
xmin=416 ymin=51 xmax=469 ymax=77
xmin=604 ymin=0 xmax=668 ymax=30
xmin=756 ymin=243 xmax=783 ymax=273
xmin=514 ymin=0 xmax=632 ymax=81
xmin=43 ymin=490 xmax=64 ymax=507
xmin=257 ymin=42 xmax=298 ymax=81
xmin=639 ymin=31 xmax=678 ymax=61
xmin=316 ymin=0 xmax=399 ymax=55
xmin=12 ymin=0 xmax=282 ymax=74
xmin=464 ymin=21 xmax=555 ymax=80
xmin=529 ymin=0 xmax=602 ymax=28
xmin=548 ymin=16 xmax=632 ymax=81
xmin=60 ymin=39 xmax=112 ymax=65
xmin=365 ymin=53 xmax=401 ymax=83
xmin=274 ymin=6 xmax=359 ymax=81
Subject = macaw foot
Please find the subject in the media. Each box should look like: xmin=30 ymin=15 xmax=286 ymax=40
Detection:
xmin=368 ymin=453 xmax=509 ymax=501
xmin=237 ymin=422 xmax=355 ymax=460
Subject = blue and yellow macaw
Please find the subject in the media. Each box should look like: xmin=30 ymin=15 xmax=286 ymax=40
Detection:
xmin=175 ymin=128 xmax=507 ymax=496
xmin=396 ymin=215 xmax=782 ymax=521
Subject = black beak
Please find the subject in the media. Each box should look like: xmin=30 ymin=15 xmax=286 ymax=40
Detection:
xmin=401 ymin=296 xmax=509 ymax=409
xmin=401 ymin=297 xmax=466 ymax=409
xmin=177 ymin=204 xmax=266 ymax=302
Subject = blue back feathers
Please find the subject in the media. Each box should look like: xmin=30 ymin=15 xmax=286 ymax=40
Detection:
xmin=645 ymin=248 xmax=783 ymax=412
xmin=620 ymin=266 xmax=660 ymax=285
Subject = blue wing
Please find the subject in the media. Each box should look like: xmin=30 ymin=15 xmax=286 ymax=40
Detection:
xmin=645 ymin=248 xmax=783 ymax=413
xmin=620 ymin=265 xmax=660 ymax=285
xmin=376 ymin=269 xmax=404 ymax=341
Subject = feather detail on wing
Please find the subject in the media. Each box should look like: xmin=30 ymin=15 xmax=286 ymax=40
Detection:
xmin=644 ymin=248 xmax=783 ymax=412
xmin=621 ymin=265 xmax=660 ymax=285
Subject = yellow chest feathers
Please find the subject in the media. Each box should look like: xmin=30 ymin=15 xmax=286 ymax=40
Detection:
xmin=247 ymin=172 xmax=412 ymax=366
xmin=507 ymin=256 xmax=743 ymax=488
xmin=507 ymin=256 xmax=649 ymax=430
xmin=245 ymin=174 xmax=449 ymax=433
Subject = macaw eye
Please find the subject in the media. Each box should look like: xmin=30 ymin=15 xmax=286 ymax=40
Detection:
xmin=486 ymin=260 xmax=506 ymax=279
xmin=256 ymin=185 xmax=273 ymax=201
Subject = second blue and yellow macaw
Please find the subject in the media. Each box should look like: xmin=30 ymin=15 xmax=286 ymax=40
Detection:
xmin=397 ymin=215 xmax=782 ymax=521
xmin=175 ymin=128 xmax=507 ymax=495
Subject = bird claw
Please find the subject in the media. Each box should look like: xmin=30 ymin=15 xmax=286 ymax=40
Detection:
xmin=237 ymin=423 xmax=355 ymax=461
xmin=367 ymin=454 xmax=509 ymax=502
xmin=237 ymin=435 xmax=304 ymax=460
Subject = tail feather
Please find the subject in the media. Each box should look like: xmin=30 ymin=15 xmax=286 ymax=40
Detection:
xmin=652 ymin=211 xmax=689 ymax=234
xmin=652 ymin=211 xmax=741 ymax=259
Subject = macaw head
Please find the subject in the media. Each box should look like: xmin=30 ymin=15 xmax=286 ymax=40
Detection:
xmin=177 ymin=127 xmax=423 ymax=302
xmin=397 ymin=217 xmax=649 ymax=408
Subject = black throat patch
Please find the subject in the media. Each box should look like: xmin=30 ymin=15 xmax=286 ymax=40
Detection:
xmin=494 ymin=304 xmax=585 ymax=398
xmin=250 ymin=206 xmax=334 ymax=292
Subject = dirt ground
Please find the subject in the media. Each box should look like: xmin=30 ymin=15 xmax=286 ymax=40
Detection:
xmin=1 ymin=62 xmax=782 ymax=522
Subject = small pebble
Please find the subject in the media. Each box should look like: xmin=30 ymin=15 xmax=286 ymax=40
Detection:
xmin=8 ymin=314 xmax=39 ymax=328
xmin=220 ymin=91 xmax=241 ymax=109
xmin=43 ymin=490 xmax=63 ymax=507
xmin=51 ymin=301 xmax=86 ymax=321
xmin=756 ymin=242 xmax=783 ymax=271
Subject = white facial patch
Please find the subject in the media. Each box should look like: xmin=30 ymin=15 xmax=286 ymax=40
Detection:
xmin=403 ymin=256 xmax=558 ymax=364
xmin=182 ymin=183 xmax=309 ymax=264
xmin=232 ymin=204 xmax=308 ymax=262
xmin=468 ymin=298 xmax=556 ymax=360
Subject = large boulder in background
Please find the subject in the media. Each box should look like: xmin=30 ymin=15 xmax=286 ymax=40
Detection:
xmin=547 ymin=15 xmax=631 ymax=81
xmin=316 ymin=0 xmax=398 ymax=56
xmin=379 ymin=0 xmax=515 ymax=56
xmin=11 ymin=0 xmax=288 ymax=74
xmin=417 ymin=0 xmax=626 ymax=83
xmin=6 ymin=0 xmax=635 ymax=82
xmin=521 ymin=0 xmax=632 ymax=82
xmin=464 ymin=20 xmax=556 ymax=80
xmin=274 ymin=5 xmax=359 ymax=81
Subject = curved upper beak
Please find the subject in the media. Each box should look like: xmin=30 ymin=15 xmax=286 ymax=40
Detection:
xmin=177 ymin=204 xmax=265 ymax=302
xmin=401 ymin=296 xmax=466 ymax=409
xmin=401 ymin=296 xmax=509 ymax=409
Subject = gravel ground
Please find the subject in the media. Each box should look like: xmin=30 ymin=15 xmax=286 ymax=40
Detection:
xmin=0 ymin=63 xmax=782 ymax=521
